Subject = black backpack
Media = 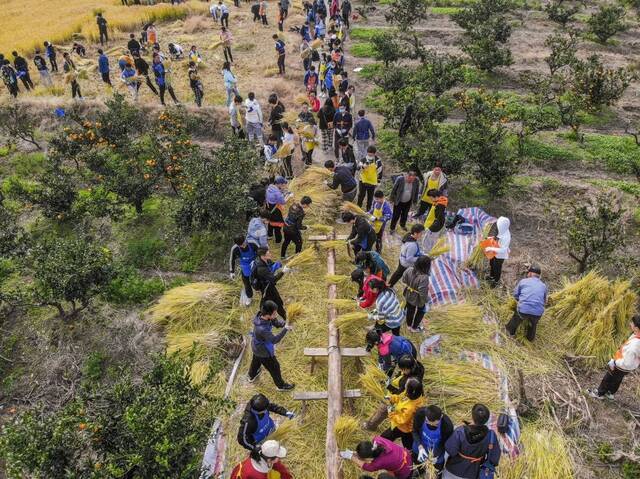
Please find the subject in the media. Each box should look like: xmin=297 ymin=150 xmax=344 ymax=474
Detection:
xmin=249 ymin=260 xmax=264 ymax=291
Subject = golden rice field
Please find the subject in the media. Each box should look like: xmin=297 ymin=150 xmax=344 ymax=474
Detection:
xmin=0 ymin=0 xmax=207 ymax=54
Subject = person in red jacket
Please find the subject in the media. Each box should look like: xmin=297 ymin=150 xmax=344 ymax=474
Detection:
xmin=352 ymin=269 xmax=383 ymax=308
xmin=231 ymin=440 xmax=293 ymax=479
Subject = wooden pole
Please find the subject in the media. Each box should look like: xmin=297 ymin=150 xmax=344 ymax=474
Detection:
xmin=325 ymin=238 xmax=343 ymax=479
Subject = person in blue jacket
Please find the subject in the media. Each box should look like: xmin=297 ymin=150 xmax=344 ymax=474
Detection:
xmin=365 ymin=330 xmax=416 ymax=374
xmin=343 ymin=211 xmax=376 ymax=254
xmin=97 ymin=49 xmax=111 ymax=86
xmin=505 ymin=264 xmax=547 ymax=341
xmin=412 ymin=404 xmax=454 ymax=476
xmin=443 ymin=404 xmax=501 ymax=479
xmin=152 ymin=53 xmax=179 ymax=106
xmin=230 ymin=235 xmax=258 ymax=305
xmin=248 ymin=300 xmax=295 ymax=391
xmin=368 ymin=190 xmax=393 ymax=253
xmin=237 ymin=393 xmax=294 ymax=451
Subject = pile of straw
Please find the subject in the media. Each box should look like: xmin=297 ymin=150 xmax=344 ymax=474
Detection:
xmin=342 ymin=201 xmax=369 ymax=217
xmin=466 ymin=223 xmax=494 ymax=269
xmin=546 ymin=271 xmax=637 ymax=365
xmin=286 ymin=248 xmax=318 ymax=268
xmin=285 ymin=302 xmax=307 ymax=323
xmin=288 ymin=167 xmax=340 ymax=223
xmin=308 ymin=223 xmax=334 ymax=234
xmin=334 ymin=311 xmax=369 ymax=332
xmin=267 ymin=419 xmax=300 ymax=441
xmin=334 ymin=415 xmax=365 ymax=450
xmin=325 ymin=274 xmax=353 ymax=288
xmin=166 ymin=330 xmax=222 ymax=358
xmin=428 ymin=304 xmax=494 ymax=353
xmin=359 ymin=363 xmax=387 ymax=401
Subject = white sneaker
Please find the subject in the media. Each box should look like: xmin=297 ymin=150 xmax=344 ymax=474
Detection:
xmin=248 ymin=369 xmax=262 ymax=383
xmin=587 ymin=388 xmax=604 ymax=400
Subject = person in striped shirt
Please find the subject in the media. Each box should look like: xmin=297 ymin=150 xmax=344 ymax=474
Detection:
xmin=368 ymin=278 xmax=405 ymax=335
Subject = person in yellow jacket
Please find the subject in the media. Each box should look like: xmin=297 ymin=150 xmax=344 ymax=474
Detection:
xmin=422 ymin=190 xmax=448 ymax=253
xmin=415 ymin=164 xmax=448 ymax=219
xmin=381 ymin=378 xmax=426 ymax=449
xmin=356 ymin=145 xmax=383 ymax=211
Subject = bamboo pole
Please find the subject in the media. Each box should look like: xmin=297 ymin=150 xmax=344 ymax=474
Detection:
xmin=325 ymin=236 xmax=343 ymax=479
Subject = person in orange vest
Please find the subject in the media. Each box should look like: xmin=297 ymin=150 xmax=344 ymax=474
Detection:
xmin=588 ymin=314 xmax=640 ymax=400
xmin=231 ymin=440 xmax=293 ymax=479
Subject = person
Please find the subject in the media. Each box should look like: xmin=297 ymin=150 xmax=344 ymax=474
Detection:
xmin=388 ymin=354 xmax=425 ymax=395
xmin=231 ymin=439 xmax=293 ymax=479
xmin=505 ymin=264 xmax=547 ymax=341
xmin=268 ymin=94 xmax=285 ymax=143
xmin=220 ymin=26 xmax=234 ymax=63
xmin=412 ymin=405 xmax=454 ymax=476
xmin=44 ymin=41 xmax=58 ymax=72
xmin=152 ymin=54 xmax=179 ymax=105
xmin=247 ymin=299 xmax=294 ymax=390
xmin=298 ymin=102 xmax=315 ymax=125
xmin=318 ymin=97 xmax=336 ymax=152
xmin=237 ymin=393 xmax=294 ymax=451
xmin=355 ymin=250 xmax=390 ymax=282
xmin=337 ymin=137 xmax=356 ymax=174
xmin=381 ymin=378 xmax=426 ymax=449
xmin=230 ymin=235 xmax=258 ymax=305
xmin=281 ymin=196 xmax=312 ymax=258
xmin=210 ymin=0 xmax=221 ymax=21
xmin=422 ymin=189 xmax=448 ymax=253
xmin=247 ymin=210 xmax=270 ymax=248
xmin=96 ymin=12 xmax=109 ymax=46
xmin=219 ymin=1 xmax=230 ymax=27
xmin=121 ymin=63 xmax=139 ymax=100
xmin=260 ymin=0 xmax=268 ymax=25
xmin=97 ymin=49 xmax=111 ymax=86
xmin=443 ymin=404 xmax=501 ymax=479
xmin=304 ymin=65 xmax=319 ymax=94
xmin=252 ymin=247 xmax=289 ymax=320
xmin=280 ymin=123 xmax=295 ymax=177
xmin=325 ymin=159 xmax=357 ymax=202
xmin=223 ymin=62 xmax=239 ymax=107
xmin=62 ymin=52 xmax=82 ymax=99
xmin=352 ymin=110 xmax=376 ymax=160
xmin=188 ymin=61 xmax=204 ymax=107
xmin=368 ymin=190 xmax=392 ymax=254
xmin=356 ymin=146 xmax=383 ymax=211
xmin=141 ymin=23 xmax=151 ymax=45
xmin=333 ymin=104 xmax=353 ymax=159
xmin=230 ymin=94 xmax=245 ymax=137
xmin=266 ymin=176 xmax=289 ymax=244
xmin=388 ymin=224 xmax=425 ymax=288
xmin=127 ymin=33 xmax=141 ymax=57
xmin=251 ymin=0 xmax=261 ymax=21
xmin=12 ymin=52 xmax=33 ymax=90
xmin=484 ymin=216 xmax=511 ymax=287
xmin=133 ymin=53 xmax=159 ymax=95
xmin=168 ymin=42 xmax=184 ymax=60
xmin=415 ymin=164 xmax=448 ymax=218
xmin=263 ymin=134 xmax=279 ymax=170
xmin=72 ymin=42 xmax=87 ymax=57
xmin=279 ymin=0 xmax=290 ymax=18
xmin=308 ymin=90 xmax=320 ymax=112
xmin=118 ymin=51 xmax=133 ymax=72
xmin=147 ymin=24 xmax=158 ymax=46
xmin=368 ymin=279 xmax=406 ymax=335
xmin=1 ymin=61 xmax=19 ymax=98
xmin=402 ymin=255 xmax=431 ymax=333
xmin=245 ymin=92 xmax=264 ymax=146
xmin=189 ymin=45 xmax=203 ymax=64
xmin=272 ymin=34 xmax=286 ymax=75
xmin=343 ymin=211 xmax=376 ymax=255
xmin=33 ymin=50 xmax=52 ymax=86
xmin=345 ymin=436 xmax=412 ymax=479
xmin=588 ymin=314 xmax=640 ymax=400
xmin=389 ymin=170 xmax=420 ymax=233
xmin=341 ymin=0 xmax=352 ymax=28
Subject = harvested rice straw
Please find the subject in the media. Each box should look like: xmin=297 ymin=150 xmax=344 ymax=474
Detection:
xmin=295 ymin=93 xmax=311 ymax=105
xmin=285 ymin=302 xmax=306 ymax=323
xmin=308 ymin=223 xmax=334 ymax=233
xmin=327 ymin=298 xmax=359 ymax=311
xmin=359 ymin=364 xmax=387 ymax=400
xmin=498 ymin=422 xmax=575 ymax=479
xmin=334 ymin=415 xmax=362 ymax=450
xmin=189 ymin=360 xmax=210 ymax=385
xmin=334 ymin=311 xmax=369 ymax=329
xmin=289 ymin=166 xmax=332 ymax=189
xmin=428 ymin=304 xmax=495 ymax=353
xmin=273 ymin=142 xmax=294 ymax=159
xmin=310 ymin=38 xmax=323 ymax=49
xmin=342 ymin=201 xmax=368 ymax=216
xmin=281 ymin=110 xmax=300 ymax=125
xmin=428 ymin=236 xmax=450 ymax=258
xmin=267 ymin=419 xmax=300 ymax=441
xmin=286 ymin=248 xmax=318 ymax=268
xmin=318 ymin=239 xmax=349 ymax=250
xmin=209 ymin=40 xmax=222 ymax=49
xmin=465 ymin=223 xmax=494 ymax=269
xmin=325 ymin=274 xmax=353 ymax=288
xmin=166 ymin=331 xmax=221 ymax=357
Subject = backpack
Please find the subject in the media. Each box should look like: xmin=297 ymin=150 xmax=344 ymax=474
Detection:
xmin=249 ymin=260 xmax=264 ymax=291
xmin=369 ymin=251 xmax=390 ymax=278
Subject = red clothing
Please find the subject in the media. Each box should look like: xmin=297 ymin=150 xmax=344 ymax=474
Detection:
xmin=358 ymin=272 xmax=383 ymax=309
xmin=231 ymin=457 xmax=293 ymax=479
xmin=309 ymin=95 xmax=320 ymax=112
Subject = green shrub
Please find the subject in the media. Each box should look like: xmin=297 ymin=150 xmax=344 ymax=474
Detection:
xmin=104 ymin=268 xmax=165 ymax=304
xmin=351 ymin=42 xmax=377 ymax=58
xmin=589 ymin=179 xmax=640 ymax=197
xmin=588 ymin=5 xmax=627 ymax=44
xmin=82 ymin=351 xmax=107 ymax=383
xmin=125 ymin=237 xmax=167 ymax=269
xmin=358 ymin=63 xmax=383 ymax=80
xmin=175 ymin=232 xmax=218 ymax=273
xmin=9 ymin=152 xmax=46 ymax=177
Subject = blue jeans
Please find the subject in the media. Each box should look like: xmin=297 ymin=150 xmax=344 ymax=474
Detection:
xmin=226 ymin=86 xmax=239 ymax=106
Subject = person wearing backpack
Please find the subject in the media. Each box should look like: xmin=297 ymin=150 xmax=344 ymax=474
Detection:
xmin=365 ymin=331 xmax=416 ymax=374
xmin=443 ymin=403 xmax=501 ymax=479
xmin=355 ymin=250 xmax=389 ymax=281
xmin=12 ymin=51 xmax=33 ymax=90
xmin=1 ymin=60 xmax=19 ymax=98
xmin=230 ymin=235 xmax=258 ymax=306
xmin=44 ymin=41 xmax=58 ymax=72
xmin=247 ymin=300 xmax=295 ymax=391
xmin=251 ymin=247 xmax=290 ymax=320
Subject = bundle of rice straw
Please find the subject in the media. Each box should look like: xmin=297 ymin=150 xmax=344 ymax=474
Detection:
xmin=333 ymin=311 xmax=369 ymax=332
xmin=428 ymin=304 xmax=494 ymax=353
xmin=342 ymin=201 xmax=368 ymax=217
xmin=298 ymin=124 xmax=316 ymax=138
xmin=210 ymin=40 xmax=222 ymax=49
xmin=466 ymin=223 xmax=493 ymax=269
xmin=289 ymin=166 xmax=332 ymax=189
xmin=273 ymin=142 xmax=294 ymax=159
xmin=289 ymin=167 xmax=340 ymax=223
xmin=308 ymin=223 xmax=334 ymax=234
xmin=295 ymin=93 xmax=310 ymax=105
xmin=428 ymin=235 xmax=450 ymax=258
xmin=334 ymin=415 xmax=362 ymax=450
xmin=498 ymin=422 xmax=575 ymax=479
xmin=325 ymin=274 xmax=353 ymax=288
xmin=359 ymin=363 xmax=387 ymax=400
xmin=327 ymin=298 xmax=359 ymax=311
xmin=267 ymin=419 xmax=300 ymax=441
xmin=422 ymin=357 xmax=501 ymax=423
xmin=285 ymin=302 xmax=306 ymax=323
xmin=546 ymin=271 xmax=637 ymax=365
xmin=281 ymin=110 xmax=300 ymax=125
xmin=286 ymin=248 xmax=318 ymax=268
xmin=166 ymin=331 xmax=221 ymax=357
xmin=147 ymin=282 xmax=235 ymax=332
xmin=318 ymin=240 xmax=348 ymax=251
xmin=189 ymin=360 xmax=211 ymax=385
xmin=311 ymin=38 xmax=323 ymax=49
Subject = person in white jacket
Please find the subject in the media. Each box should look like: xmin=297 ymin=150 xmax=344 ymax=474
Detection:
xmin=589 ymin=314 xmax=640 ymax=400
xmin=484 ymin=216 xmax=511 ymax=287
xmin=244 ymin=92 xmax=264 ymax=146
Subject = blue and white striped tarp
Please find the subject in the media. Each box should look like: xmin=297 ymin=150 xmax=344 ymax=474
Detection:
xmin=427 ymin=207 xmax=496 ymax=306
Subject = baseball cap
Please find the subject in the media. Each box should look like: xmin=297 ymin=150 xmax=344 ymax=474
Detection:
xmin=261 ymin=440 xmax=287 ymax=459
xmin=528 ymin=264 xmax=541 ymax=275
